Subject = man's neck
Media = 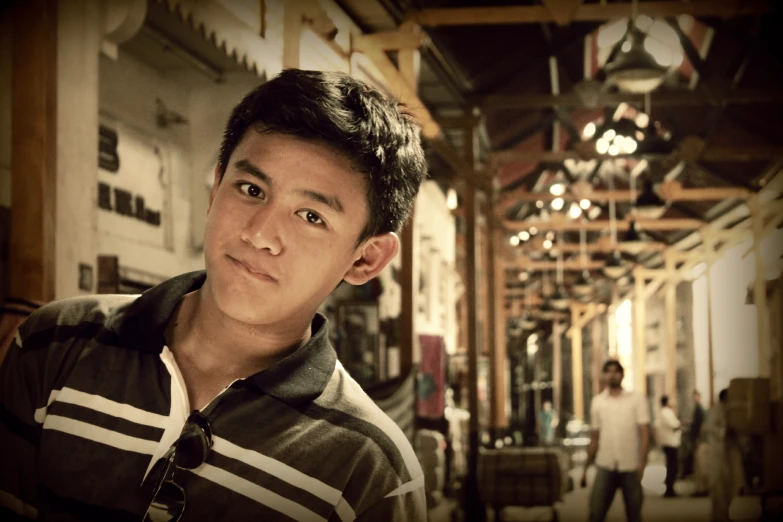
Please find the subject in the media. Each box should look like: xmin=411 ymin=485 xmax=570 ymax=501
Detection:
xmin=607 ymin=386 xmax=623 ymax=396
xmin=166 ymin=288 xmax=312 ymax=384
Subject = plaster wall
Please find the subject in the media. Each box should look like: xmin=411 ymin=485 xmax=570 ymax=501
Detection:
xmin=98 ymin=49 xmax=203 ymax=280
xmin=55 ymin=0 xmax=103 ymax=299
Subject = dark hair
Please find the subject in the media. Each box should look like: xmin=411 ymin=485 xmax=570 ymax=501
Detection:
xmin=660 ymin=395 xmax=669 ymax=407
xmin=602 ymin=359 xmax=624 ymax=375
xmin=719 ymin=388 xmax=728 ymax=403
xmin=218 ymin=69 xmax=427 ymax=245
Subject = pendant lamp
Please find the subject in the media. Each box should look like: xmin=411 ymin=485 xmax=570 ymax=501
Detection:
xmin=605 ymin=22 xmax=667 ymax=94
xmin=603 ymin=173 xmax=627 ymax=279
xmin=635 ymin=179 xmax=667 ymax=219
xmin=550 ymin=232 xmax=570 ymax=310
xmin=573 ymin=227 xmax=593 ymax=297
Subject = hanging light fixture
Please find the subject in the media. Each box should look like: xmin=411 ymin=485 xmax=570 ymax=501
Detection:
xmin=521 ymin=277 xmax=538 ymax=330
xmin=635 ymin=179 xmax=667 ymax=219
xmin=550 ymin=231 xmax=571 ymax=310
xmin=603 ymin=173 xmax=627 ymax=279
xmin=621 ymin=172 xmax=648 ymax=255
xmin=604 ymin=18 xmax=668 ymax=94
xmin=573 ymin=226 xmax=593 ymax=296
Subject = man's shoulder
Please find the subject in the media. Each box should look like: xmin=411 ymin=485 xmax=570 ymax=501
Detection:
xmin=18 ymin=294 xmax=138 ymax=344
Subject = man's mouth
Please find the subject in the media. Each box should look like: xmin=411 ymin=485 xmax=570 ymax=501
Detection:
xmin=229 ymin=256 xmax=278 ymax=282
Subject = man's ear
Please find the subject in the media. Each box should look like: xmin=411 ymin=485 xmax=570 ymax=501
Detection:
xmin=207 ymin=164 xmax=222 ymax=215
xmin=343 ymin=232 xmax=399 ymax=286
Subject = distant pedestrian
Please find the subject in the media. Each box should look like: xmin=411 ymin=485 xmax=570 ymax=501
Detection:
xmin=581 ymin=360 xmax=650 ymax=522
xmin=690 ymin=390 xmax=708 ymax=496
xmin=539 ymin=400 xmax=558 ymax=446
xmin=655 ymin=395 xmax=681 ymax=497
xmin=704 ymin=389 xmax=745 ymax=522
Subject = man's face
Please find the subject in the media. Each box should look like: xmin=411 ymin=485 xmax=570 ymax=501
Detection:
xmin=202 ymin=130 xmax=375 ymax=328
xmin=693 ymin=391 xmax=701 ymax=403
xmin=604 ymin=365 xmax=624 ymax=388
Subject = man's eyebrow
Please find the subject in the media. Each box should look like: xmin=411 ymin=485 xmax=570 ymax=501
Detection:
xmin=234 ymin=159 xmax=273 ymax=186
xmin=296 ymin=189 xmax=344 ymax=214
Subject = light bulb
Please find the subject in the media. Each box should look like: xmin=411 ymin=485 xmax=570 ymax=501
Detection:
xmin=536 ymin=200 xmax=544 ymax=209
xmin=583 ymin=122 xmax=596 ymax=138
xmin=621 ymin=41 xmax=632 ymax=53
xmin=446 ymin=188 xmax=458 ymax=210
xmin=580 ymin=199 xmax=591 ymax=210
xmin=552 ymin=197 xmax=565 ymax=211
xmin=550 ymin=183 xmax=565 ymax=196
xmin=543 ymin=239 xmax=553 ymax=250
xmin=603 ymin=129 xmax=616 ymax=141
xmin=568 ymin=203 xmax=582 ymax=219
xmin=596 ymin=138 xmax=610 ymax=154
xmin=623 ymin=138 xmax=638 ymax=154
xmin=529 ymin=226 xmax=538 ymax=235
xmin=608 ymin=144 xmax=620 ymax=156
xmin=509 ymin=236 xmax=520 ymax=246
xmin=518 ymin=230 xmax=530 ymax=241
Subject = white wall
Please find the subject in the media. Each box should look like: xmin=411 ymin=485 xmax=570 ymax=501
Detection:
xmin=55 ymin=0 xmax=103 ymax=298
xmin=98 ymin=50 xmax=203 ymax=280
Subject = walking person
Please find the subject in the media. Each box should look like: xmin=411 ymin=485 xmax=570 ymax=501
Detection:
xmin=690 ymin=390 xmax=709 ymax=496
xmin=0 ymin=69 xmax=428 ymax=521
xmin=581 ymin=360 xmax=651 ymax=522
xmin=539 ymin=400 xmax=558 ymax=446
xmin=704 ymin=389 xmax=744 ymax=522
xmin=655 ymin=395 xmax=681 ymax=497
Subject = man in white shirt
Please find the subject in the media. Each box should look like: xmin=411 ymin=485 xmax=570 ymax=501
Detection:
xmin=656 ymin=395 xmax=681 ymax=497
xmin=581 ymin=360 xmax=650 ymax=522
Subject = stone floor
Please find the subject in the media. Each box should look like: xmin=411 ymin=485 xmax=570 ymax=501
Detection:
xmin=429 ymin=452 xmax=769 ymax=522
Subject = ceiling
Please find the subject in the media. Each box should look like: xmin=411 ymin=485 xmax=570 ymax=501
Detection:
xmin=336 ymin=0 xmax=783 ymax=304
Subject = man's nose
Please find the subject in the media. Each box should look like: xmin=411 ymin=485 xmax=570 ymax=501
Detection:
xmin=239 ymin=205 xmax=283 ymax=255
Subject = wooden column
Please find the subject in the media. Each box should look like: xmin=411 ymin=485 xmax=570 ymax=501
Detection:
xmin=706 ymin=256 xmax=716 ymax=407
xmin=553 ymin=321 xmax=563 ymax=424
xmin=10 ymin=0 xmax=57 ymax=303
xmin=664 ymin=254 xmax=678 ymax=403
xmin=489 ymin=223 xmax=508 ymax=430
xmin=571 ymin=304 xmax=585 ymax=420
xmin=463 ymin=126 xmax=484 ymax=521
xmin=750 ymin=195 xmax=771 ymax=377
xmin=397 ymin=30 xmax=423 ymax=378
xmin=283 ymin=0 xmax=303 ymax=68
xmin=634 ymin=276 xmax=647 ymax=395
xmin=592 ymin=315 xmax=604 ymax=396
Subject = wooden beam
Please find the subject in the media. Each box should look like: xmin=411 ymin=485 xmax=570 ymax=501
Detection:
xmin=502 ymin=185 xmax=751 ymax=204
xmin=571 ymin=305 xmax=585 ymax=421
xmin=10 ymin=0 xmax=57 ymax=302
xmin=489 ymin=216 xmax=508 ymax=430
xmin=351 ymin=31 xmax=427 ymax=52
xmin=519 ymin=241 xmax=668 ymax=254
xmin=491 ymin=145 xmax=783 ymax=165
xmin=664 ymin=255 xmax=677 ymax=404
xmin=750 ymin=195 xmax=771 ymax=377
xmin=506 ymin=259 xmax=605 ymax=271
xmin=504 ymin=218 xmax=705 ymax=232
xmin=552 ymin=321 xmax=564 ymax=428
xmin=413 ymin=2 xmax=773 ymax=27
xmin=634 ymin=276 xmax=647 ymax=395
xmin=481 ymin=88 xmax=783 ymax=110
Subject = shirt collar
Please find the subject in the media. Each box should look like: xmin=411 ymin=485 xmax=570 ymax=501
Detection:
xmin=107 ymin=270 xmax=337 ymax=407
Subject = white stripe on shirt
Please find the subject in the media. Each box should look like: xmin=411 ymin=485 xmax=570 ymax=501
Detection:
xmin=212 ymin=436 xmax=356 ymax=521
xmin=384 ymin=475 xmax=424 ymax=498
xmin=192 ymin=463 xmax=326 ymax=522
xmin=42 ymin=415 xmax=158 ymax=455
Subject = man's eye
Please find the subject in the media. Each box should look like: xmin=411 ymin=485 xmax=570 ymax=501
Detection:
xmin=238 ymin=183 xmax=263 ymax=198
xmin=296 ymin=209 xmax=324 ymax=226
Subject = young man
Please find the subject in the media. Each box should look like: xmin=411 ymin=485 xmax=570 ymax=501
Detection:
xmin=581 ymin=360 xmax=650 ymax=522
xmin=0 ymin=69 xmax=428 ymax=521
xmin=655 ymin=395 xmax=681 ymax=497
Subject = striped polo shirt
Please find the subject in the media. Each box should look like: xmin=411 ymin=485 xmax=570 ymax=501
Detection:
xmin=0 ymin=271 xmax=425 ymax=521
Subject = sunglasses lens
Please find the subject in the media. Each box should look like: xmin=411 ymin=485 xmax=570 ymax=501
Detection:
xmin=144 ymin=481 xmax=185 ymax=522
xmin=174 ymin=413 xmax=211 ymax=469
